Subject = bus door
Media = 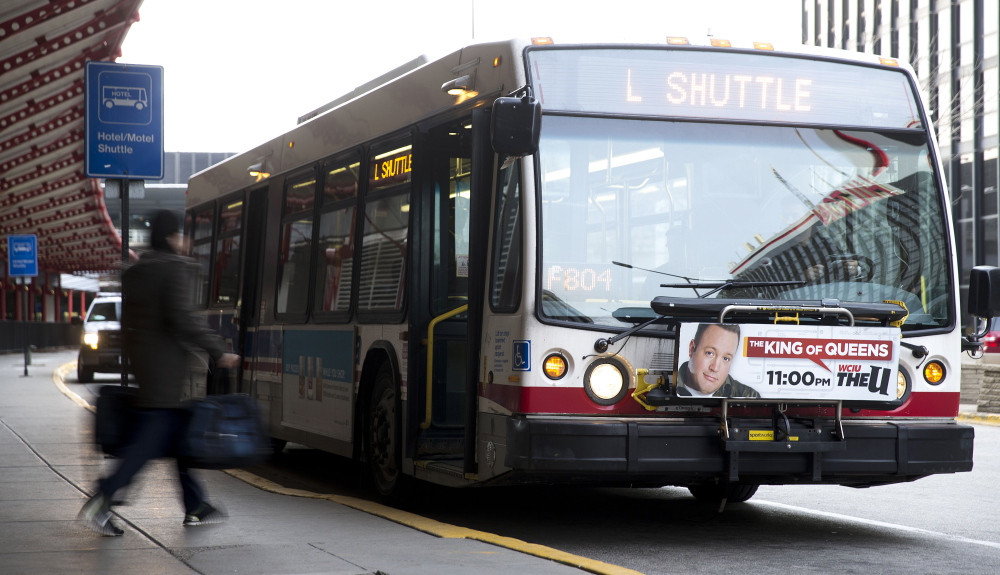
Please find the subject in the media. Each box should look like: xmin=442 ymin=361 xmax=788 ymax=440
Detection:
xmin=234 ymin=185 xmax=267 ymax=394
xmin=411 ymin=113 xmax=491 ymax=467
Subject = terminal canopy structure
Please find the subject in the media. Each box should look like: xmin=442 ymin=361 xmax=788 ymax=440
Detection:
xmin=0 ymin=0 xmax=143 ymax=275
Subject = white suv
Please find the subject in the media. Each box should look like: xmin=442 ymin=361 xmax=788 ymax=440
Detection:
xmin=77 ymin=293 xmax=126 ymax=383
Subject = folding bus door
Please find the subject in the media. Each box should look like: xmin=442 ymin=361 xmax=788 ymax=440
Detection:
xmin=411 ymin=113 xmax=492 ymax=469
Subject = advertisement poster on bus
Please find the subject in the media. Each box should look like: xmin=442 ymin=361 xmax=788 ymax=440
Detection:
xmin=676 ymin=323 xmax=900 ymax=401
xmin=281 ymin=328 xmax=355 ymax=441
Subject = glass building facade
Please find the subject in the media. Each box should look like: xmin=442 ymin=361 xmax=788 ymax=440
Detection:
xmin=802 ymin=0 xmax=998 ymax=329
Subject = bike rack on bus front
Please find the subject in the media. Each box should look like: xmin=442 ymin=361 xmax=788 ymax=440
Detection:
xmin=717 ymin=303 xmax=856 ymax=483
xmin=720 ymin=398 xmax=847 ymax=482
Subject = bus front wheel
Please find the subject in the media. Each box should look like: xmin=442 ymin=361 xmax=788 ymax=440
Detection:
xmin=688 ymin=482 xmax=759 ymax=503
xmin=366 ymin=363 xmax=404 ymax=499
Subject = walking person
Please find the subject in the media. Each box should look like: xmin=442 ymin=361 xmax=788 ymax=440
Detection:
xmin=79 ymin=210 xmax=240 ymax=536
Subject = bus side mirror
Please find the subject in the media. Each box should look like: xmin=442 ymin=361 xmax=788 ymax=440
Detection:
xmin=491 ymin=93 xmax=541 ymax=156
xmin=968 ymin=265 xmax=1000 ymax=318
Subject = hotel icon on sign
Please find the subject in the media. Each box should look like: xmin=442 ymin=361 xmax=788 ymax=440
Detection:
xmin=97 ymin=71 xmax=153 ymax=126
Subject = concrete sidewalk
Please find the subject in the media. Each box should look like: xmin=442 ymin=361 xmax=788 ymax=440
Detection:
xmin=0 ymin=350 xmax=621 ymax=575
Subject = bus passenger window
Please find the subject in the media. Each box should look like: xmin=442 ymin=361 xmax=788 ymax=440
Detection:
xmin=213 ymin=199 xmax=242 ymax=305
xmin=277 ymin=175 xmax=317 ymax=316
xmin=188 ymin=207 xmax=214 ymax=306
xmin=358 ymin=143 xmax=411 ymax=315
xmin=358 ymin=194 xmax=408 ymax=312
xmin=315 ymin=158 xmax=360 ymax=316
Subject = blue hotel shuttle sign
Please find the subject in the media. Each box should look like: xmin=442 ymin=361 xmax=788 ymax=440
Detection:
xmin=85 ymin=61 xmax=164 ymax=179
xmin=7 ymin=235 xmax=38 ymax=278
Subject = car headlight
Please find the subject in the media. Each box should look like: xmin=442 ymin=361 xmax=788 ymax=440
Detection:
xmin=584 ymin=359 xmax=628 ymax=405
xmin=84 ymin=333 xmax=99 ymax=349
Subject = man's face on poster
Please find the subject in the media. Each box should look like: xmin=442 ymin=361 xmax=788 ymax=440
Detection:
xmin=687 ymin=325 xmax=739 ymax=394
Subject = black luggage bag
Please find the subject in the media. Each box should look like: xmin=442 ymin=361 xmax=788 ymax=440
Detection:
xmin=180 ymin=393 xmax=267 ymax=470
xmin=95 ymin=385 xmax=138 ymax=457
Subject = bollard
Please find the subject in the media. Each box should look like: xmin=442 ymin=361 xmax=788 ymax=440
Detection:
xmin=23 ymin=344 xmax=35 ymax=376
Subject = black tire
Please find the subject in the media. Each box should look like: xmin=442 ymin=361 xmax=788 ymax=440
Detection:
xmin=366 ymin=363 xmax=407 ymax=501
xmin=77 ymin=361 xmax=94 ymax=383
xmin=688 ymin=482 xmax=759 ymax=503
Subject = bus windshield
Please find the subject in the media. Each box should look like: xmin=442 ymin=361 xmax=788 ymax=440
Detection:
xmin=536 ymin=116 xmax=951 ymax=332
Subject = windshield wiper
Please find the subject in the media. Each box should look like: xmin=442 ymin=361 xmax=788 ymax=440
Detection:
xmin=612 ymin=260 xmax=707 ymax=296
xmin=658 ymin=280 xmax=806 ymax=299
xmin=613 ymin=261 xmax=804 ymax=299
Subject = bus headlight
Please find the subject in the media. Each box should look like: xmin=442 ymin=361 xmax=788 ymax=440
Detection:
xmin=584 ymin=359 xmax=628 ymax=405
xmin=896 ymin=369 xmax=910 ymax=400
xmin=923 ymin=361 xmax=945 ymax=385
xmin=84 ymin=333 xmax=99 ymax=349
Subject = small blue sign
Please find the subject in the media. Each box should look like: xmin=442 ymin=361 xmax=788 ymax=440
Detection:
xmin=513 ymin=340 xmax=531 ymax=371
xmin=85 ymin=61 xmax=163 ymax=179
xmin=7 ymin=235 xmax=38 ymax=278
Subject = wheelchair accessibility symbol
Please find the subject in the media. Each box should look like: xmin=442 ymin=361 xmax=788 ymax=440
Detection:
xmin=512 ymin=340 xmax=530 ymax=371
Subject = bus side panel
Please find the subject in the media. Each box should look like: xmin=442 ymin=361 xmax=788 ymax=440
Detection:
xmin=281 ymin=327 xmax=355 ymax=440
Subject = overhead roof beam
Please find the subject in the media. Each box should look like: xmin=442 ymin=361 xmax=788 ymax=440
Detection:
xmin=0 ymin=150 xmax=83 ymax=194
xmin=0 ymin=5 xmax=135 ymax=79
xmin=0 ymin=129 xmax=83 ymax=174
xmin=0 ymin=0 xmax=99 ymax=42
xmin=0 ymin=107 xmax=82 ymax=155
xmin=0 ymin=51 xmax=98 ymax=110
xmin=0 ymin=171 xmax=86 ymax=213
xmin=0 ymin=78 xmax=84 ymax=133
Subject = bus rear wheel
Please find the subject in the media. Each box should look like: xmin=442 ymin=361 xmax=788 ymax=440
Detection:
xmin=688 ymin=482 xmax=759 ymax=503
xmin=366 ymin=364 xmax=404 ymax=500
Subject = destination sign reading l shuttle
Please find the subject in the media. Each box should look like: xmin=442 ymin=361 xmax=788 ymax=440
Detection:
xmin=625 ymin=67 xmax=814 ymax=114
xmin=529 ymin=50 xmax=921 ymax=129
xmin=626 ymin=70 xmax=813 ymax=112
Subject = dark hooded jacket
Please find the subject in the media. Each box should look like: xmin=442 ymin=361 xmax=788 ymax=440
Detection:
xmin=122 ymin=212 xmax=226 ymax=408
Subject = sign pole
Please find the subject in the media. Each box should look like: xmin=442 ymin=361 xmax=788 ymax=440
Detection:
xmin=7 ymin=236 xmax=38 ymax=377
xmin=20 ymin=278 xmax=28 ymax=376
xmin=121 ymin=177 xmax=130 ymax=387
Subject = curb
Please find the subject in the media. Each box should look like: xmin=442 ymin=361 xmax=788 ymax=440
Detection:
xmin=957 ymin=411 xmax=1000 ymax=426
xmin=224 ymin=468 xmax=645 ymax=575
xmin=52 ymin=361 xmax=645 ymax=575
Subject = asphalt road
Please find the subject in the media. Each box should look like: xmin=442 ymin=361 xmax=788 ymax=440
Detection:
xmin=246 ymin=423 xmax=999 ymax=575
xmin=71 ymin=371 xmax=998 ymax=574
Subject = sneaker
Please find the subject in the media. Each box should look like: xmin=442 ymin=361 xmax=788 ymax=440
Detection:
xmin=183 ymin=502 xmax=227 ymax=526
xmin=78 ymin=494 xmax=123 ymax=536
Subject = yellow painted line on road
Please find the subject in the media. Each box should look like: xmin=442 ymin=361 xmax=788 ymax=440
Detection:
xmin=225 ymin=467 xmax=644 ymax=575
xmin=54 ymin=361 xmax=95 ymax=413
xmin=53 ymin=362 xmax=644 ymax=575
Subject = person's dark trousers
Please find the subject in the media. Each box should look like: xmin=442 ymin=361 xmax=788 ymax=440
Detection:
xmin=99 ymin=407 xmax=206 ymax=514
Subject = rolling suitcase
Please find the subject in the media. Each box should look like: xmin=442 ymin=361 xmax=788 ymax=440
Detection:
xmin=95 ymin=385 xmax=138 ymax=457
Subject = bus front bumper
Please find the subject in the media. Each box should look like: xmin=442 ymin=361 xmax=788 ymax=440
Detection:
xmin=504 ymin=415 xmax=974 ymax=486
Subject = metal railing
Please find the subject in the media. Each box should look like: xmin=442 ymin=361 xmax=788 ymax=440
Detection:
xmin=0 ymin=322 xmax=81 ymax=353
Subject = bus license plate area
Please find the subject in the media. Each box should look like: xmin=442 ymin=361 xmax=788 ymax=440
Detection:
xmin=723 ymin=419 xmax=846 ymax=453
